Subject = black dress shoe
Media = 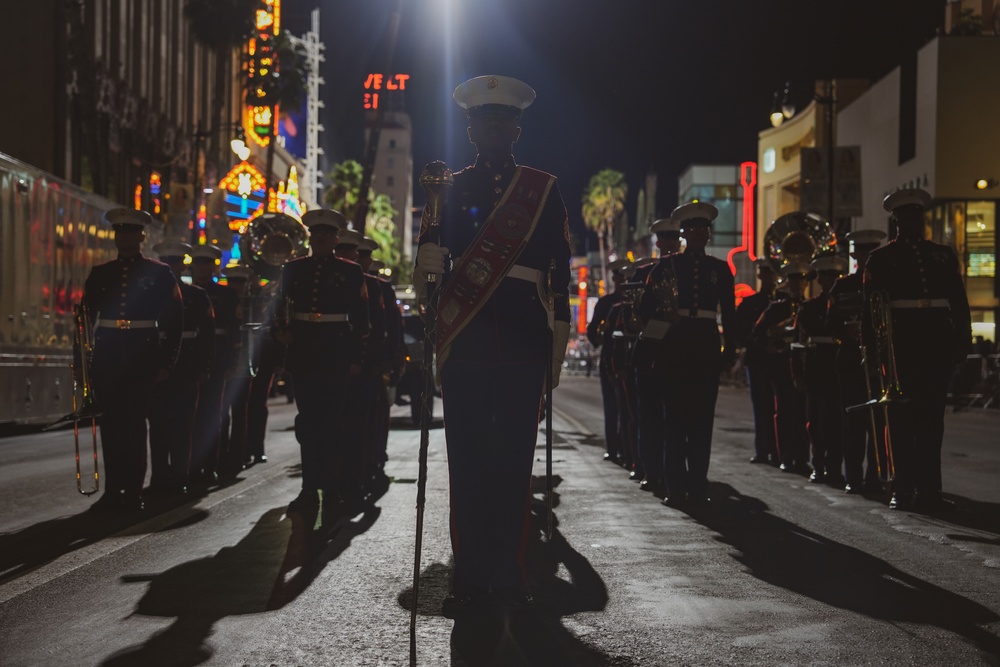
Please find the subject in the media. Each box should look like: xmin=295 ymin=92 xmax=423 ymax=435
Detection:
xmin=441 ymin=589 xmax=489 ymax=619
xmin=779 ymin=462 xmax=794 ymax=473
xmin=256 ymin=454 xmax=268 ymax=463
xmin=686 ymin=493 xmax=711 ymax=507
xmin=661 ymin=496 xmax=685 ymax=509
xmin=749 ymin=455 xmax=769 ymax=464
xmin=121 ymin=492 xmax=145 ymax=511
xmin=90 ymin=492 xmax=125 ymax=513
xmin=808 ymin=470 xmax=823 ymax=483
xmin=639 ymin=479 xmax=663 ymax=494
xmin=628 ymin=470 xmax=642 ymax=482
xmin=824 ymin=473 xmax=846 ymax=488
xmin=844 ymin=482 xmax=863 ymax=495
xmin=889 ymin=492 xmax=914 ymax=510
xmin=603 ymin=453 xmax=620 ymax=463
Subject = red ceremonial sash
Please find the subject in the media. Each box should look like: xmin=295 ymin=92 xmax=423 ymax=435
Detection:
xmin=435 ymin=166 xmax=556 ymax=373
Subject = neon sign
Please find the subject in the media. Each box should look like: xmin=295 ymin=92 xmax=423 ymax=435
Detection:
xmin=220 ymin=162 xmax=267 ymax=231
xmin=363 ymin=73 xmax=411 ymax=110
xmin=246 ymin=0 xmax=280 ymax=146
xmin=727 ymin=161 xmax=758 ymax=305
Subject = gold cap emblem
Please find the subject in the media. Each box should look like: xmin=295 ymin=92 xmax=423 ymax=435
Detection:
xmin=487 ymin=77 xmax=499 ymax=89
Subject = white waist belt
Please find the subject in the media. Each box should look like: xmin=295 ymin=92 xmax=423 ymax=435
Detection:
xmin=505 ymin=264 xmax=542 ymax=283
xmin=683 ymin=309 xmax=717 ymax=319
xmin=161 ymin=330 xmax=199 ymax=339
xmin=214 ymin=328 xmax=228 ymax=335
xmin=292 ymin=312 xmax=349 ymax=323
xmin=808 ymin=336 xmax=839 ymax=345
xmin=891 ymin=299 xmax=949 ymax=309
xmin=96 ymin=319 xmax=157 ymax=329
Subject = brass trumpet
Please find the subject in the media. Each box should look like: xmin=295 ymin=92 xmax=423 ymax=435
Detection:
xmin=45 ymin=304 xmax=101 ymax=495
xmin=847 ymin=289 xmax=903 ymax=482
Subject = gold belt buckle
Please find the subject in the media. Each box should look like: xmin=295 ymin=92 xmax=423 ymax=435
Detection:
xmin=117 ymin=319 xmax=130 ymax=329
xmin=309 ymin=312 xmax=322 ymax=322
xmin=918 ymin=299 xmax=932 ymax=308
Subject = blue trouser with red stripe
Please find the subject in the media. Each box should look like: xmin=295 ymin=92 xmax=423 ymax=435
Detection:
xmin=441 ymin=359 xmax=545 ymax=594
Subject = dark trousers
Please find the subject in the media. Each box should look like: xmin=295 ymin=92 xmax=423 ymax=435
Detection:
xmin=92 ymin=371 xmax=154 ymax=496
xmin=838 ymin=353 xmax=885 ymax=485
xmin=662 ymin=363 xmax=720 ymax=499
xmin=599 ymin=363 xmax=621 ymax=459
xmin=293 ymin=372 xmax=350 ymax=496
xmin=246 ymin=362 xmax=278 ymax=460
xmin=746 ymin=364 xmax=777 ymax=459
xmin=148 ymin=379 xmax=198 ymax=488
xmin=192 ymin=373 xmax=225 ymax=476
xmin=636 ymin=369 xmax=666 ymax=484
xmin=617 ymin=368 xmax=640 ymax=473
xmin=769 ymin=356 xmax=809 ymax=467
xmin=889 ymin=348 xmax=953 ymax=496
xmin=346 ymin=371 xmax=379 ymax=497
xmin=222 ymin=375 xmax=252 ymax=470
xmin=442 ymin=359 xmax=544 ymax=593
xmin=806 ymin=381 xmax=844 ymax=478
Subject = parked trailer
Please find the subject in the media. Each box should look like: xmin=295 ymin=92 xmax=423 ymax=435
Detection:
xmin=0 ymin=152 xmax=163 ymax=425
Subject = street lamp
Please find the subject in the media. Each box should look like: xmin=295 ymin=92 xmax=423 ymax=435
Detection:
xmin=769 ymin=82 xmax=796 ymax=128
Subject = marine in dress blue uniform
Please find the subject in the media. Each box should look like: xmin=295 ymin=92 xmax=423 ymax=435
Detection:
xmin=414 ymin=75 xmax=572 ymax=616
xmin=826 ymin=230 xmax=886 ymax=493
xmin=863 ymin=189 xmax=971 ymax=512
xmin=148 ymin=241 xmax=215 ymax=495
xmin=219 ymin=264 xmax=253 ymax=472
xmin=638 ymin=202 xmax=737 ymax=507
xmin=587 ymin=259 xmax=630 ymax=464
xmin=634 ymin=217 xmax=684 ymax=494
xmin=792 ymin=255 xmax=848 ymax=486
xmin=735 ymin=259 xmax=781 ymax=464
xmin=83 ymin=209 xmax=183 ymax=511
xmin=335 ymin=229 xmax=382 ymax=508
xmin=189 ymin=245 xmax=241 ymax=483
xmin=752 ymin=260 xmax=811 ymax=474
xmin=279 ymin=209 xmax=370 ymax=528
xmin=358 ymin=252 xmax=403 ymax=496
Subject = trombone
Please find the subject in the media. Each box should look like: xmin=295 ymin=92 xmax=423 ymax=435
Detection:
xmin=847 ymin=290 xmax=903 ymax=483
xmin=45 ymin=304 xmax=101 ymax=495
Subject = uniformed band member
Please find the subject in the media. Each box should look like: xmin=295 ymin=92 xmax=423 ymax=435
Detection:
xmin=827 ymin=229 xmax=887 ymax=493
xmin=241 ymin=261 xmax=283 ymax=466
xmin=335 ymin=229 xmax=383 ymax=509
xmin=638 ymin=202 xmax=737 ymax=507
xmin=148 ymin=241 xmax=215 ymax=496
xmin=793 ymin=255 xmax=848 ymax=485
xmin=357 ymin=249 xmax=404 ymax=497
xmin=220 ymin=264 xmax=253 ymax=472
xmin=414 ymin=75 xmax=571 ymax=617
xmin=863 ymin=188 xmax=971 ymax=511
xmin=279 ymin=209 xmax=370 ymax=530
xmin=189 ymin=245 xmax=241 ymax=483
xmin=587 ymin=258 xmax=630 ymax=464
xmin=634 ymin=216 xmax=684 ymax=494
xmin=618 ymin=256 xmax=656 ymax=482
xmin=736 ymin=259 xmax=781 ymax=464
xmin=753 ymin=260 xmax=811 ymax=474
xmin=83 ymin=208 xmax=182 ymax=511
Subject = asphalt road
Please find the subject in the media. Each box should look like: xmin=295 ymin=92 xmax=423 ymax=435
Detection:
xmin=1 ymin=375 xmax=999 ymax=666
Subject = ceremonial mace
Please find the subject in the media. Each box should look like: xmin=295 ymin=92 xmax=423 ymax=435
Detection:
xmin=410 ymin=160 xmax=452 ymax=666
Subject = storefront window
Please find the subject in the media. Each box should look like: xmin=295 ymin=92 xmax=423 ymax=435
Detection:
xmin=966 ymin=201 xmax=995 ymax=279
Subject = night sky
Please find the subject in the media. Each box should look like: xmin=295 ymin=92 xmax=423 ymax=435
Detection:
xmin=281 ymin=0 xmax=946 ymax=237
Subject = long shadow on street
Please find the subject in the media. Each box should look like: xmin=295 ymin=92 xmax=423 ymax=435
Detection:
xmin=401 ymin=475 xmax=635 ymax=667
xmin=99 ymin=502 xmax=381 ymax=667
xmin=685 ymin=482 xmax=1000 ymax=658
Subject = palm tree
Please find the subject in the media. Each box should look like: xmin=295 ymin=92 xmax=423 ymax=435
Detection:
xmin=325 ymin=159 xmax=404 ymax=280
xmin=582 ymin=169 xmax=627 ymax=291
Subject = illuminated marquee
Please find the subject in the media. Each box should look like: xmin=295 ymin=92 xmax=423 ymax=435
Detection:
xmin=363 ymin=73 xmax=411 ymax=110
xmin=246 ymin=0 xmax=281 ymax=147
xmin=220 ymin=162 xmax=268 ymax=231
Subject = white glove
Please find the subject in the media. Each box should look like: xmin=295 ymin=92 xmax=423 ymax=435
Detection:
xmin=413 ymin=243 xmax=449 ymax=300
xmin=550 ymin=321 xmax=571 ymax=389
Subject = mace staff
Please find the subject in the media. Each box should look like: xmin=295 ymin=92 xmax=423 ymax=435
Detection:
xmin=410 ymin=160 xmax=453 ymax=666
